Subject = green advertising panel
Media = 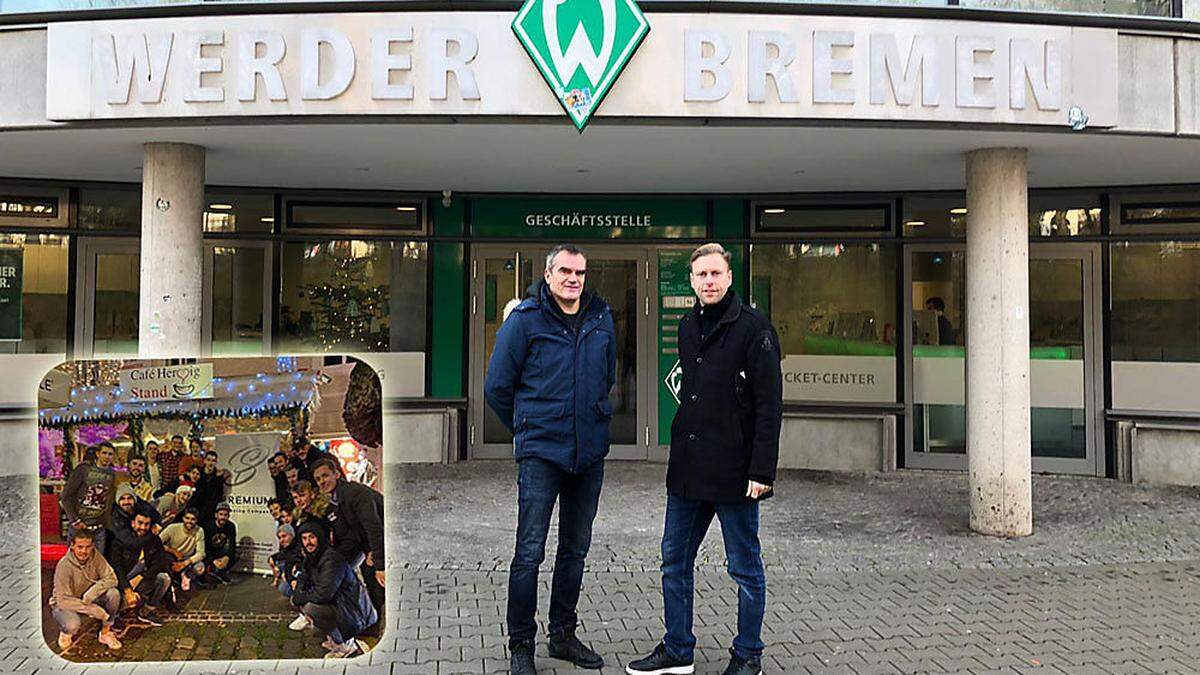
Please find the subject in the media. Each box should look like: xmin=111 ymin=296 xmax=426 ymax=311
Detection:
xmin=0 ymin=248 xmax=22 ymax=341
xmin=657 ymin=249 xmax=692 ymax=445
xmin=471 ymin=198 xmax=707 ymax=240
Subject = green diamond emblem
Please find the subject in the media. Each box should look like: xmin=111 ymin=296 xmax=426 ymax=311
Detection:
xmin=513 ymin=0 xmax=650 ymax=131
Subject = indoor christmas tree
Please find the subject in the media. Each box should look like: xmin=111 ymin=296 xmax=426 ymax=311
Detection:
xmin=300 ymin=245 xmax=390 ymax=352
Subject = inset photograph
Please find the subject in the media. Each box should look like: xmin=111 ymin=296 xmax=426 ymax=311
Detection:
xmin=37 ymin=356 xmax=384 ymax=662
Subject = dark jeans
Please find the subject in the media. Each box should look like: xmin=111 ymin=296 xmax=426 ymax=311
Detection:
xmin=127 ymin=561 xmax=170 ymax=607
xmin=301 ymin=602 xmax=344 ymax=644
xmin=507 ymin=457 xmax=604 ymax=646
xmin=660 ymin=493 xmax=766 ymax=662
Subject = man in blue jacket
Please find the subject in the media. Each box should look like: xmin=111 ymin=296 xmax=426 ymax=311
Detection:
xmin=485 ymin=243 xmax=617 ymax=675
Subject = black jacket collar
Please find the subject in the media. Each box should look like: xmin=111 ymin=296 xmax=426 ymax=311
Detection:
xmin=691 ymin=291 xmax=743 ymax=342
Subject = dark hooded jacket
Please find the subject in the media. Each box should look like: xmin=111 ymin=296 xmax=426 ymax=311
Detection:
xmin=484 ymin=280 xmax=616 ymax=473
xmin=271 ymin=536 xmax=304 ymax=585
xmin=291 ymin=520 xmax=377 ymax=639
xmin=325 ymin=479 xmax=385 ymax=568
xmin=112 ymin=496 xmax=161 ymax=547
xmin=109 ymin=524 xmax=172 ymax=592
xmin=668 ymin=291 xmax=783 ymax=503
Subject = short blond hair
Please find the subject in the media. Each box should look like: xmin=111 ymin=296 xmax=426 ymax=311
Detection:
xmin=689 ymin=243 xmax=732 ymax=271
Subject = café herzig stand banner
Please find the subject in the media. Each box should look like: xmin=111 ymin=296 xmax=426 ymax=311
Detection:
xmin=215 ymin=432 xmax=282 ymax=575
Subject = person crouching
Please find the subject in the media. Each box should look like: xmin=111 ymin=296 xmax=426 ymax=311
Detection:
xmin=290 ymin=521 xmax=376 ymax=659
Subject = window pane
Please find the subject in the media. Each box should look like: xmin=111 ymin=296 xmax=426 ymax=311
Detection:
xmin=911 ymin=250 xmax=967 ymax=455
xmin=279 ymin=240 xmax=427 ymax=353
xmin=1121 ymin=203 xmax=1200 ymax=225
xmin=0 ymin=233 xmax=68 ymax=354
xmin=959 ymin=0 xmax=1170 ymax=15
xmin=212 ymin=246 xmax=266 ymax=355
xmin=205 ymin=192 xmax=275 ymax=233
xmin=289 ymin=202 xmax=423 ymax=232
xmin=1112 ymin=242 xmax=1200 ymax=362
xmin=93 ymin=251 xmax=140 ymax=356
xmin=758 ymin=205 xmax=889 ymax=233
xmin=750 ymin=243 xmax=897 ymax=403
xmin=0 ymin=194 xmax=58 ymax=219
xmin=1110 ymin=242 xmax=1200 ymax=413
xmin=905 ymin=193 xmax=1102 ymax=238
xmin=80 ymin=187 xmax=140 ymax=230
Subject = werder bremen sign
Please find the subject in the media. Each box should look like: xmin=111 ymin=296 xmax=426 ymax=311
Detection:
xmin=513 ymin=0 xmax=650 ymax=131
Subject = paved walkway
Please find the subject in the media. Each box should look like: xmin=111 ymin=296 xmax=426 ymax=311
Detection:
xmin=3 ymin=463 xmax=1200 ymax=673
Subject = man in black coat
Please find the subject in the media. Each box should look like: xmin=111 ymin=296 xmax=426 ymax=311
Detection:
xmin=108 ymin=509 xmax=173 ymax=626
xmin=628 ymin=243 xmax=782 ymax=675
xmin=291 ymin=520 xmax=377 ymax=658
xmin=310 ymin=458 xmax=385 ymax=613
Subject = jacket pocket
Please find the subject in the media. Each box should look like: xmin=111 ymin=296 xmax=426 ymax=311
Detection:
xmin=594 ymin=399 xmax=613 ymax=419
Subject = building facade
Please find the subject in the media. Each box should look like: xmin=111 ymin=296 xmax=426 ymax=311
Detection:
xmin=1 ymin=0 xmax=1199 ymax=504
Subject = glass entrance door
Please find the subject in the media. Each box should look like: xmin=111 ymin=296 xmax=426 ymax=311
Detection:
xmin=904 ymin=244 xmax=1103 ymax=474
xmin=75 ymin=238 xmax=140 ymax=358
xmin=469 ymin=245 xmax=649 ymax=460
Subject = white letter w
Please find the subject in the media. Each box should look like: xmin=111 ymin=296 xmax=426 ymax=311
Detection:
xmin=542 ymin=0 xmax=615 ymax=86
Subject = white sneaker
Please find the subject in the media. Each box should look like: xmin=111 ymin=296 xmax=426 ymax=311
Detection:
xmin=57 ymin=632 xmax=73 ymax=651
xmin=288 ymin=613 xmax=310 ymax=631
xmin=324 ymin=639 xmax=362 ymax=659
xmin=98 ymin=630 xmax=123 ymax=651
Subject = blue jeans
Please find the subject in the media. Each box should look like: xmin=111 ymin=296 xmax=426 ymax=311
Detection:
xmin=507 ymin=458 xmax=604 ymax=645
xmin=660 ymin=493 xmax=766 ymax=662
xmin=127 ymin=561 xmax=170 ymax=607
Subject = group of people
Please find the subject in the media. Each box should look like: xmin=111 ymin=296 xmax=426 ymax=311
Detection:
xmin=485 ymin=243 xmax=783 ymax=675
xmin=52 ymin=435 xmax=238 ymax=653
xmin=263 ymin=442 xmax=386 ymax=658
xmin=51 ymin=432 xmax=387 ymax=660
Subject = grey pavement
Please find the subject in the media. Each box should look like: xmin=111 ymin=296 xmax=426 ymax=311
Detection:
xmin=3 ymin=463 xmax=1200 ymax=673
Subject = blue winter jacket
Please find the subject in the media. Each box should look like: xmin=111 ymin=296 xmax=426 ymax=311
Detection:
xmin=484 ymin=281 xmax=617 ymax=473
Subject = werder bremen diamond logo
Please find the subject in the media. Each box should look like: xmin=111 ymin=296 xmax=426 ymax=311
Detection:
xmin=513 ymin=0 xmax=650 ymax=131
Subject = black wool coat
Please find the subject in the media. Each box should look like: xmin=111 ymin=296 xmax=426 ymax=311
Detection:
xmin=667 ymin=291 xmax=783 ymax=503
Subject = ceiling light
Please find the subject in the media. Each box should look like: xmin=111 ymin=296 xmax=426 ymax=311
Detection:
xmin=763 ymin=208 xmax=786 ymax=214
xmin=950 ymin=208 xmax=968 ymax=215
xmin=395 ymin=206 xmax=417 ymax=212
xmin=209 ymin=204 xmax=233 ymax=211
xmin=261 ymin=217 xmax=275 ymax=223
xmin=905 ymin=220 xmax=926 ymax=227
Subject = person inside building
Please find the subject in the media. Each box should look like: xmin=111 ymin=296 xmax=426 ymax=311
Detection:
xmin=108 ymin=508 xmax=172 ymax=626
xmin=285 ymin=465 xmax=302 ymax=493
xmin=50 ymin=529 xmax=123 ymax=652
xmin=628 ymin=243 xmax=782 ymax=675
xmin=268 ymin=451 xmax=292 ymax=500
xmin=120 ymin=454 xmax=155 ymax=503
xmin=203 ymin=502 xmax=238 ymax=584
xmin=311 ymin=458 xmax=385 ymax=615
xmin=193 ymin=450 xmax=232 ymax=525
xmin=178 ymin=436 xmax=204 ymax=476
xmin=483 ymin=243 xmax=616 ymax=674
xmin=924 ymin=296 xmax=958 ymax=346
xmin=290 ymin=520 xmax=376 ymax=659
xmin=59 ymin=441 xmax=117 ymax=557
xmin=269 ymin=522 xmax=307 ymax=630
xmin=160 ymin=507 xmax=207 ymax=592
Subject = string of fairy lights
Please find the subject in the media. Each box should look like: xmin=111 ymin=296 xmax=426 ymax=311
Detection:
xmin=38 ymin=370 xmax=324 ymax=429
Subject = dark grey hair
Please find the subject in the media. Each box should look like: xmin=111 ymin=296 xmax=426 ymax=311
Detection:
xmin=545 ymin=243 xmax=587 ymax=272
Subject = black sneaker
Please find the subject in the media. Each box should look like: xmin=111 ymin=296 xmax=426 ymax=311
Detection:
xmin=137 ymin=607 xmax=164 ymax=627
xmin=625 ymin=643 xmax=694 ymax=674
xmin=510 ymin=640 xmax=537 ymax=675
xmin=720 ymin=649 xmax=763 ymax=675
xmin=548 ymin=630 xmax=604 ymax=669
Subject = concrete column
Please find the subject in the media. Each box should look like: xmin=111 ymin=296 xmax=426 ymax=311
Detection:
xmin=139 ymin=143 xmax=205 ymax=358
xmin=965 ymin=147 xmax=1032 ymax=538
